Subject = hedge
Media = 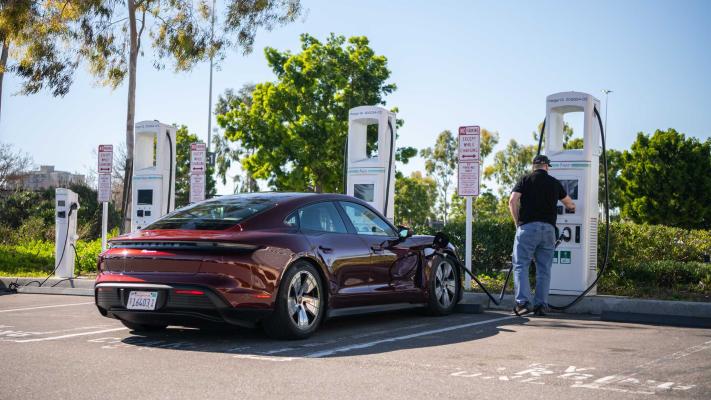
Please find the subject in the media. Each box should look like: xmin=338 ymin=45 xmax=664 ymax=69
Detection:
xmin=0 ymin=238 xmax=102 ymax=277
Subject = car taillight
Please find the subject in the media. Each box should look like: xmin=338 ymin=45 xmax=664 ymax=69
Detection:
xmin=175 ymin=290 xmax=204 ymax=296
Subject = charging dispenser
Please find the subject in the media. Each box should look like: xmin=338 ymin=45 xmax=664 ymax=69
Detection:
xmin=544 ymin=92 xmax=601 ymax=295
xmin=55 ymin=188 xmax=79 ymax=278
xmin=131 ymin=121 xmax=176 ymax=231
xmin=346 ymin=106 xmax=397 ymax=220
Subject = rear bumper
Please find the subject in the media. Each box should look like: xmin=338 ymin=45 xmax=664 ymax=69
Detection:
xmin=95 ymin=282 xmax=272 ymax=328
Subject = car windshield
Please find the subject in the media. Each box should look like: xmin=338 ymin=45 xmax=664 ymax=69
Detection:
xmin=146 ymin=196 xmax=276 ymax=230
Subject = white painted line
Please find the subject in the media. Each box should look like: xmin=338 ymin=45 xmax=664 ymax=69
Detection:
xmin=0 ymin=302 xmax=94 ymax=313
xmin=15 ymin=327 xmax=128 ymax=343
xmin=233 ymin=354 xmax=296 ymax=362
xmin=307 ymin=315 xmax=517 ymax=358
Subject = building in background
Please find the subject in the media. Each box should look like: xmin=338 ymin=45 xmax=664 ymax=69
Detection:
xmin=14 ymin=165 xmax=85 ymax=191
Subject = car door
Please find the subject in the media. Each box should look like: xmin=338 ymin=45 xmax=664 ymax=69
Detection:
xmin=337 ymin=201 xmax=420 ymax=299
xmin=297 ymin=201 xmax=373 ymax=305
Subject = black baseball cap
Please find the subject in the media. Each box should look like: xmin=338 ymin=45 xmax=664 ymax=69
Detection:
xmin=532 ymin=155 xmax=552 ymax=166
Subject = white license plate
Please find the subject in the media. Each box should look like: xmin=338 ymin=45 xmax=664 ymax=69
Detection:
xmin=126 ymin=291 xmax=158 ymax=310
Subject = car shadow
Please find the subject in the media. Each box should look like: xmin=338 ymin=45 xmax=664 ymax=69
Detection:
xmin=118 ymin=308 xmax=529 ymax=359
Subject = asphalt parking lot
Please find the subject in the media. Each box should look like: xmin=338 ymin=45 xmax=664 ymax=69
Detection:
xmin=1 ymin=293 xmax=709 ymax=400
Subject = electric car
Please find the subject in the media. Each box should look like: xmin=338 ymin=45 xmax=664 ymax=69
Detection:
xmin=95 ymin=192 xmax=462 ymax=339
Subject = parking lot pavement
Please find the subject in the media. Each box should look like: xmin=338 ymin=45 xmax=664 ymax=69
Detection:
xmin=1 ymin=293 xmax=710 ymax=400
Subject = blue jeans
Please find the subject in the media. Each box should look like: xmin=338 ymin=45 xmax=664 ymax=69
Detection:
xmin=512 ymin=221 xmax=556 ymax=307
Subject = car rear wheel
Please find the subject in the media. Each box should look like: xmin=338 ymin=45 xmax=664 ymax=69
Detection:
xmin=426 ymin=255 xmax=460 ymax=315
xmin=263 ymin=261 xmax=325 ymax=340
xmin=120 ymin=320 xmax=168 ymax=332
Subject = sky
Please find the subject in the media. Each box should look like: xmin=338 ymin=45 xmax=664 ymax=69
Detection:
xmin=1 ymin=0 xmax=710 ymax=194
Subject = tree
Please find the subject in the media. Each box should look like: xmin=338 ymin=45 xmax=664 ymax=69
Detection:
xmin=484 ymin=139 xmax=536 ymax=197
xmin=619 ymin=129 xmax=711 ymax=229
xmin=213 ymin=84 xmax=258 ymax=192
xmin=217 ymin=33 xmax=411 ymax=193
xmin=394 ymin=171 xmax=436 ymax=228
xmin=174 ymin=125 xmax=216 ymax=208
xmin=421 ymin=130 xmax=456 ymax=224
xmin=601 ymin=148 xmax=625 ymax=212
xmin=0 ymin=142 xmax=31 ymax=188
xmin=43 ymin=0 xmax=302 ymax=232
xmin=0 ymin=0 xmax=101 ymax=121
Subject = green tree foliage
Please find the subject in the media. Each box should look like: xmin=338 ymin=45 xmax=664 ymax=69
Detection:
xmin=484 ymin=139 xmax=536 ymax=197
xmin=174 ymin=125 xmax=216 ymax=208
xmin=395 ymin=171 xmax=436 ymax=228
xmin=421 ymin=130 xmax=456 ymax=223
xmin=619 ymin=129 xmax=711 ymax=229
xmin=601 ymin=149 xmax=625 ymax=211
xmin=213 ymin=84 xmax=258 ymax=192
xmin=217 ymin=33 xmax=406 ymax=193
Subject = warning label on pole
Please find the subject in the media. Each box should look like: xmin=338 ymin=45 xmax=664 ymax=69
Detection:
xmin=97 ymin=144 xmax=113 ymax=174
xmin=97 ymin=144 xmax=113 ymax=202
xmin=458 ymin=126 xmax=480 ymax=162
xmin=189 ymin=174 xmax=205 ymax=204
xmin=458 ymin=162 xmax=480 ymax=197
xmin=98 ymin=173 xmax=112 ymax=203
xmin=190 ymin=142 xmax=207 ymax=203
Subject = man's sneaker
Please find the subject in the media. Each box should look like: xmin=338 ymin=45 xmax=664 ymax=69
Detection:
xmin=533 ymin=304 xmax=547 ymax=316
xmin=513 ymin=302 xmax=532 ymax=316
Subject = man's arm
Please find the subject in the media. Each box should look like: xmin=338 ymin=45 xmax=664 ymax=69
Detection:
xmin=560 ymin=195 xmax=576 ymax=212
xmin=509 ymin=192 xmax=522 ymax=226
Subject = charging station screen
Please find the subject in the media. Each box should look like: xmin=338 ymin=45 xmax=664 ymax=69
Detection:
xmin=137 ymin=189 xmax=154 ymax=205
xmin=560 ymin=180 xmax=579 ymax=200
xmin=354 ymin=184 xmax=374 ymax=202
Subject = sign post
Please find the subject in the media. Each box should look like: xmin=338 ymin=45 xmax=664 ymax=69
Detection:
xmin=97 ymin=145 xmax=113 ymax=251
xmin=190 ymin=143 xmax=207 ymax=203
xmin=457 ymin=126 xmax=481 ymax=290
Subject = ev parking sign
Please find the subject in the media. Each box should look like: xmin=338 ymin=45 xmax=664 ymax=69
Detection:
xmin=458 ymin=126 xmax=480 ymax=197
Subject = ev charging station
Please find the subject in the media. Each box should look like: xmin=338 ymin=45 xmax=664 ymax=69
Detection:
xmin=544 ymin=91 xmax=602 ymax=295
xmin=55 ymin=188 xmax=79 ymax=278
xmin=346 ymin=106 xmax=397 ymax=220
xmin=131 ymin=120 xmax=177 ymax=231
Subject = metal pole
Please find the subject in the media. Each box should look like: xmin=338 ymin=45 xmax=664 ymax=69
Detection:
xmin=602 ymin=89 xmax=612 ymax=138
xmin=465 ymin=196 xmax=473 ymax=290
xmin=206 ymin=0 xmax=216 ymax=155
xmin=101 ymin=201 xmax=108 ymax=251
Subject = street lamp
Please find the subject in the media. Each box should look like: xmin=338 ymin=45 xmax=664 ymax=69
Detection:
xmin=602 ymin=89 xmax=613 ymax=137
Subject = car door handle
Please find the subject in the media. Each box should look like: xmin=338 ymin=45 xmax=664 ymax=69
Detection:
xmin=318 ymin=245 xmax=333 ymax=253
xmin=370 ymin=245 xmax=384 ymax=253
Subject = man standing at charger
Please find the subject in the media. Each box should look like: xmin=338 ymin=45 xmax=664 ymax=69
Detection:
xmin=508 ymin=155 xmax=576 ymax=316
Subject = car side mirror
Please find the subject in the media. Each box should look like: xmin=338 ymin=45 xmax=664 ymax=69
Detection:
xmin=397 ymin=225 xmax=413 ymax=240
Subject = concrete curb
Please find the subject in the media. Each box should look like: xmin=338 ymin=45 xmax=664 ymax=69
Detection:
xmin=0 ymin=277 xmax=95 ymax=296
xmin=461 ymin=292 xmax=711 ymax=319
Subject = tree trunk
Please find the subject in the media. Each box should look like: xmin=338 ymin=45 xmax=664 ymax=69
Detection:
xmin=120 ymin=0 xmax=139 ymax=233
xmin=0 ymin=38 xmax=9 ymax=125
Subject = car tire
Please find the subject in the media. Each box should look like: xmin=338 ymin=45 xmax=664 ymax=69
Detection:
xmin=263 ymin=261 xmax=325 ymax=340
xmin=120 ymin=320 xmax=168 ymax=332
xmin=426 ymin=255 xmax=460 ymax=316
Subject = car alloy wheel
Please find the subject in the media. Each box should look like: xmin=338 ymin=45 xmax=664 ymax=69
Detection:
xmin=287 ymin=270 xmax=321 ymax=330
xmin=434 ymin=260 xmax=456 ymax=308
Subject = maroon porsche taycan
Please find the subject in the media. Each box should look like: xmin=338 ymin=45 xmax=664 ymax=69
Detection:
xmin=95 ymin=192 xmax=462 ymax=339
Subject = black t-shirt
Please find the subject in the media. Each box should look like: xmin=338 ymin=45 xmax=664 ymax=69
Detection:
xmin=512 ymin=169 xmax=567 ymax=227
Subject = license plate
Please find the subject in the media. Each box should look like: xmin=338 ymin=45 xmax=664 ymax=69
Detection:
xmin=126 ymin=291 xmax=158 ymax=310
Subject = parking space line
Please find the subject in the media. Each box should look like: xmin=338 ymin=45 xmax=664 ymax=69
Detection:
xmin=15 ymin=327 xmax=127 ymax=343
xmin=306 ymin=315 xmax=518 ymax=358
xmin=0 ymin=302 xmax=94 ymax=313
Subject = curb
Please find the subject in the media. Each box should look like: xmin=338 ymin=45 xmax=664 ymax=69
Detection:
xmin=0 ymin=277 xmax=95 ymax=297
xmin=461 ymin=292 xmax=711 ymax=319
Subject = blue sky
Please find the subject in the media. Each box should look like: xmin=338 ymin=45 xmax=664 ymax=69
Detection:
xmin=1 ymin=0 xmax=710 ymax=194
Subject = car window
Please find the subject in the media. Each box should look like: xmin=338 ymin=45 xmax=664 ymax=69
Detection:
xmin=284 ymin=212 xmax=298 ymax=227
xmin=298 ymin=202 xmax=348 ymax=233
xmin=146 ymin=196 xmax=275 ymax=230
xmin=339 ymin=202 xmax=396 ymax=237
